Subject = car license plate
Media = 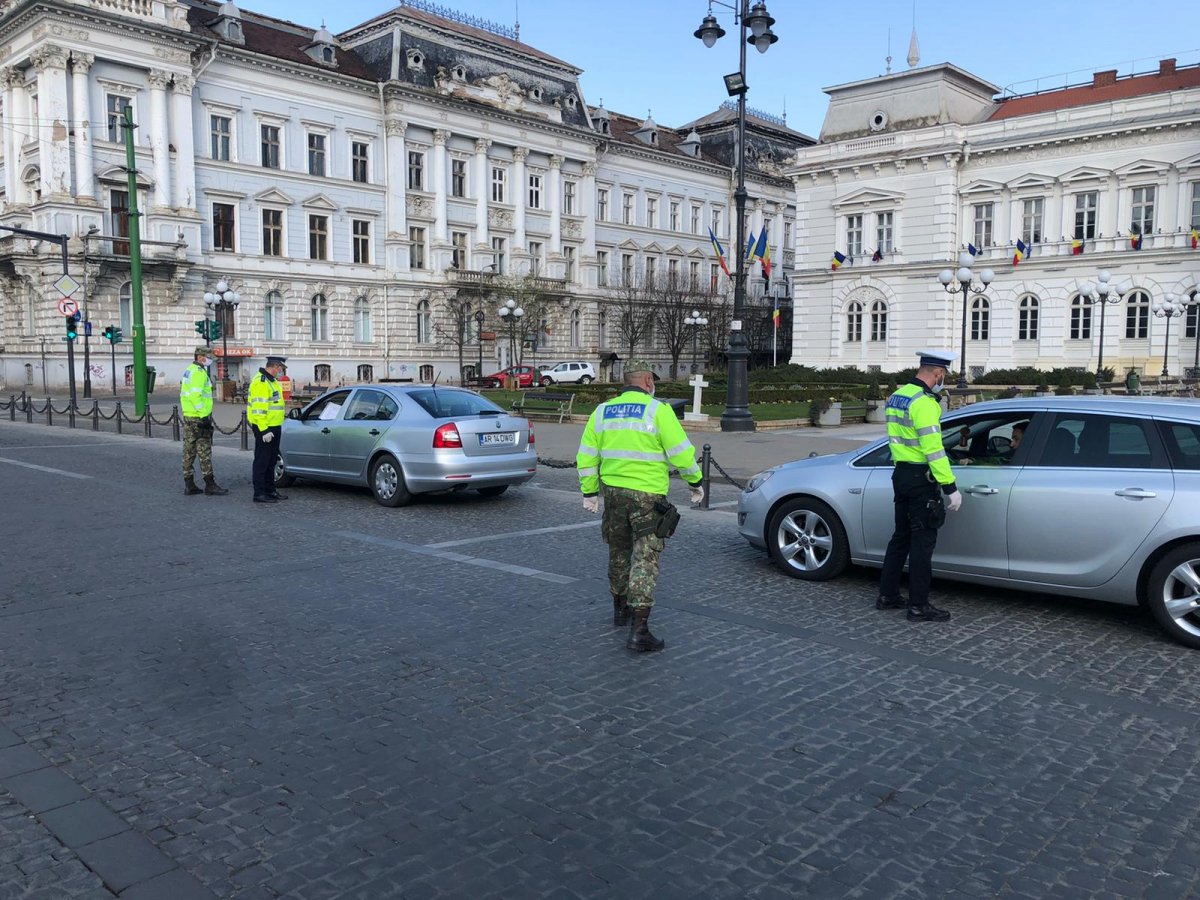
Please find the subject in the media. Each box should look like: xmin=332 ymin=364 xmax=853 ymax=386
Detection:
xmin=479 ymin=432 xmax=517 ymax=447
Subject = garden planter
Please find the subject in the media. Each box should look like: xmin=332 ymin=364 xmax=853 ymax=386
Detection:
xmin=816 ymin=402 xmax=842 ymax=427
xmin=865 ymin=402 xmax=886 ymax=424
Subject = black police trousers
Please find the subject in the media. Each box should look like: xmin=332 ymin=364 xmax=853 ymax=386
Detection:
xmin=879 ymin=463 xmax=944 ymax=608
xmin=252 ymin=425 xmax=282 ymax=497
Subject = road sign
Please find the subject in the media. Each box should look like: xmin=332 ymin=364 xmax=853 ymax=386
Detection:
xmin=53 ymin=274 xmax=81 ymax=298
xmin=57 ymin=297 xmax=79 ymax=317
xmin=84 ymin=321 xmax=93 ymax=337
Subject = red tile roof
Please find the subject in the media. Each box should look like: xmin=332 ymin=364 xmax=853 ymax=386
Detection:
xmin=990 ymin=61 xmax=1200 ymax=120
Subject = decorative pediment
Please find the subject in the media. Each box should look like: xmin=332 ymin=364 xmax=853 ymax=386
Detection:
xmin=300 ymin=193 xmax=338 ymax=211
xmin=618 ymin=239 xmax=641 ymax=251
xmin=686 ymin=247 xmax=707 ymax=258
xmin=642 ymin=241 xmax=665 ymax=254
xmin=98 ymin=165 xmax=152 ymax=188
xmin=830 ymin=187 xmax=905 ymax=209
xmin=1060 ymin=165 xmax=1112 ymax=184
xmin=664 ymin=244 xmax=686 ymax=256
xmin=1178 ymin=153 xmax=1200 ymax=174
xmin=959 ymin=179 xmax=1004 ymax=197
xmin=1006 ymin=173 xmax=1056 ymax=191
xmin=254 ymin=188 xmax=294 ymax=205
xmin=1114 ymin=158 xmax=1171 ymax=179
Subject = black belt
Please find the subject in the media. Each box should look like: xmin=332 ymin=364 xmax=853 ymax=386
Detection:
xmin=894 ymin=461 xmax=929 ymax=468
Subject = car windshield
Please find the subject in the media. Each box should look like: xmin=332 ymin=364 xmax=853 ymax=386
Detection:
xmin=408 ymin=389 xmax=503 ymax=419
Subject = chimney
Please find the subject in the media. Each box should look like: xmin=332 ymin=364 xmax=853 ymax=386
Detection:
xmin=1159 ymin=58 xmax=1177 ymax=76
xmin=1093 ymin=69 xmax=1118 ymax=88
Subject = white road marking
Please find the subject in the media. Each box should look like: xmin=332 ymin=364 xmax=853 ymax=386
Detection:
xmin=331 ymin=530 xmax=576 ymax=584
xmin=0 ymin=457 xmax=91 ymax=479
xmin=426 ymin=520 xmax=600 ymax=548
xmin=0 ymin=442 xmax=124 ymax=450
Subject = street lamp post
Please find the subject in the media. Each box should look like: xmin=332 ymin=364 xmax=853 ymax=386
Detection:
xmin=1077 ymin=270 xmax=1121 ymax=379
xmin=1152 ymin=293 xmax=1186 ymax=378
xmin=474 ymin=310 xmax=486 ymax=380
xmin=937 ymin=253 xmax=994 ymax=389
xmin=1187 ymin=291 xmax=1200 ymax=375
xmin=684 ymin=309 xmax=709 ymax=373
xmin=203 ymin=279 xmax=241 ymax=385
xmin=497 ymin=297 xmax=524 ymax=370
xmin=694 ymin=0 xmax=778 ymax=433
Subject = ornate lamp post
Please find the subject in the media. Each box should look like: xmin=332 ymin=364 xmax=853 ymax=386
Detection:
xmin=694 ymin=0 xmax=778 ymax=432
xmin=1186 ymin=290 xmax=1200 ymax=376
xmin=497 ymin=297 xmax=524 ymax=369
xmin=1152 ymin=293 xmax=1186 ymax=378
xmin=1077 ymin=270 xmax=1121 ymax=379
xmin=203 ymin=279 xmax=240 ymax=383
xmin=937 ymin=253 xmax=994 ymax=389
xmin=474 ymin=309 xmax=486 ymax=380
xmin=684 ymin=309 xmax=709 ymax=373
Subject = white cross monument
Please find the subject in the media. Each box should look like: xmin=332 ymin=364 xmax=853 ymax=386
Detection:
xmin=684 ymin=373 xmax=709 ymax=422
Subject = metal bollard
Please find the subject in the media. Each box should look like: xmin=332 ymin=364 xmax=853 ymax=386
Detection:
xmin=9 ymin=395 xmax=14 ymax=422
xmin=171 ymin=407 xmax=181 ymax=442
xmin=46 ymin=398 xmax=52 ymax=426
xmin=240 ymin=412 xmax=249 ymax=451
xmin=26 ymin=397 xmax=33 ymax=423
xmin=145 ymin=405 xmax=152 ymax=437
xmin=701 ymin=443 xmax=712 ymax=510
xmin=68 ymin=401 xmax=76 ymax=429
xmin=115 ymin=401 xmax=123 ymax=434
xmin=92 ymin=401 xmax=100 ymax=431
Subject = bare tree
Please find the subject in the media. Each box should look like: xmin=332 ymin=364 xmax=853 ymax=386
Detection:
xmin=703 ymin=293 xmax=733 ymax=371
xmin=603 ymin=275 xmax=656 ymax=363
xmin=432 ymin=289 xmax=480 ymax=384
xmin=655 ymin=273 xmax=711 ymax=380
xmin=490 ymin=273 xmax=563 ymax=366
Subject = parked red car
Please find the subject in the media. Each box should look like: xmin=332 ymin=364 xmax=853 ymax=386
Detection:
xmin=481 ymin=365 xmax=539 ymax=389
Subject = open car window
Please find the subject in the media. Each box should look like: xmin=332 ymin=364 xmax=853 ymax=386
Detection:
xmin=408 ymin=389 xmax=503 ymax=419
xmin=302 ymin=390 xmax=353 ymax=422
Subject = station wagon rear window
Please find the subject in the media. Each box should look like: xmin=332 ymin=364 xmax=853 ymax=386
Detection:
xmin=408 ymin=389 xmax=503 ymax=418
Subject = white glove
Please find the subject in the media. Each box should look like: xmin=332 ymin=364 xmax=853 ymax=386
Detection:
xmin=689 ymin=485 xmax=705 ymax=506
xmin=944 ymin=489 xmax=962 ymax=513
xmin=582 ymin=496 xmax=599 ymax=514
xmin=261 ymin=431 xmax=274 ymax=444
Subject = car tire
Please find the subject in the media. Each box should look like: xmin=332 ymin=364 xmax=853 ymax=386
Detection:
xmin=1146 ymin=542 xmax=1200 ymax=649
xmin=370 ymin=454 xmax=412 ymax=508
xmin=578 ymin=375 xmax=593 ymax=384
xmin=274 ymin=458 xmax=296 ymax=488
xmin=765 ymin=497 xmax=849 ymax=581
xmin=540 ymin=376 xmax=553 ymax=387
xmin=487 ymin=380 xmax=500 ymax=389
xmin=477 ymin=485 xmax=508 ymax=498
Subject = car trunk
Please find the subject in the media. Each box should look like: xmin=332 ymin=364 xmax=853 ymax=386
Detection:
xmin=452 ymin=413 xmax=530 ymax=457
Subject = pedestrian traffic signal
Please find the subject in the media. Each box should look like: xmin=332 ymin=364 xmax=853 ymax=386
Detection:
xmin=209 ymin=320 xmax=221 ymax=341
xmin=194 ymin=319 xmax=207 ymax=338
xmin=65 ymin=315 xmax=78 ymax=341
xmin=102 ymin=325 xmax=123 ymax=344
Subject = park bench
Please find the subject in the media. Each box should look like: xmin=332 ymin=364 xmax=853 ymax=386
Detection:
xmin=511 ymin=390 xmax=574 ymax=424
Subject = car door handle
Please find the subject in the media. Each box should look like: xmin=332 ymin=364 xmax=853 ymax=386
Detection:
xmin=320 ymin=427 xmax=331 ymax=435
xmin=964 ymin=485 xmax=999 ymax=495
xmin=368 ymin=429 xmax=381 ymax=436
xmin=1115 ymin=488 xmax=1157 ymax=499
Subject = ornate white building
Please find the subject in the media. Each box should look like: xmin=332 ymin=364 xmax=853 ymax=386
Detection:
xmin=0 ymin=0 xmax=803 ymax=391
xmin=789 ymin=53 xmax=1200 ymax=379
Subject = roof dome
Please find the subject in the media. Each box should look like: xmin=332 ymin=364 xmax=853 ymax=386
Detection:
xmin=313 ymin=24 xmax=334 ymax=44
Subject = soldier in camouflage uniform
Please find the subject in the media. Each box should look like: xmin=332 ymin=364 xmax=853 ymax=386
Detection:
xmin=577 ymin=360 xmax=705 ymax=652
xmin=180 ymin=346 xmax=228 ymax=496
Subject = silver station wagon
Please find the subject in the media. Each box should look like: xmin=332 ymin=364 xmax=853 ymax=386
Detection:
xmin=737 ymin=396 xmax=1200 ymax=648
xmin=275 ymin=385 xmax=537 ymax=506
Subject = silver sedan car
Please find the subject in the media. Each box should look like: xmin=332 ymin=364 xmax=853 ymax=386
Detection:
xmin=738 ymin=396 xmax=1200 ymax=648
xmin=275 ymin=385 xmax=536 ymax=506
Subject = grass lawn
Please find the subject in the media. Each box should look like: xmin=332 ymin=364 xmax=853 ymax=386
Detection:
xmin=480 ymin=389 xmax=811 ymax=421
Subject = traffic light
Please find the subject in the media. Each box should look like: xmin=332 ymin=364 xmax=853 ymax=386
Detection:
xmin=195 ymin=319 xmax=207 ymax=337
xmin=102 ymin=325 xmax=123 ymax=344
xmin=209 ymin=319 xmax=222 ymax=341
xmin=65 ymin=315 xmax=78 ymax=341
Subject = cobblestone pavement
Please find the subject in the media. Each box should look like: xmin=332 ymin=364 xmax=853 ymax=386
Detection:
xmin=3 ymin=420 xmax=1200 ymax=898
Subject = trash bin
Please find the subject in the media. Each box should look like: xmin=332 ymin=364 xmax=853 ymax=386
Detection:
xmin=146 ymin=366 xmax=157 ymax=393
xmin=279 ymin=375 xmax=293 ymax=402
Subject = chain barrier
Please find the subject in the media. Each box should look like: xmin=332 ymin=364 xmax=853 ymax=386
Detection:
xmin=708 ymin=453 xmax=746 ymax=492
xmin=536 ymin=456 xmax=577 ymax=469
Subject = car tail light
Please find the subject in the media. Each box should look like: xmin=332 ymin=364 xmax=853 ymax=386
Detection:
xmin=433 ymin=423 xmax=462 ymax=448
xmin=528 ymin=423 xmax=536 ymax=445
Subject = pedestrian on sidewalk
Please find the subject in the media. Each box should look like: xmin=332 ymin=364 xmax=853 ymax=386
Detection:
xmin=248 ymin=356 xmax=288 ymax=504
xmin=576 ymin=359 xmax=705 ymax=652
xmin=180 ymin=346 xmax=228 ymax=496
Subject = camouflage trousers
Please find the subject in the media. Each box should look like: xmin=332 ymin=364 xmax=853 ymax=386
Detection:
xmin=602 ymin=485 xmax=667 ymax=610
xmin=182 ymin=417 xmax=215 ymax=478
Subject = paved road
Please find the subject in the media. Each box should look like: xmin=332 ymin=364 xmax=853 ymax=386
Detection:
xmin=2 ymin=420 xmax=1199 ymax=899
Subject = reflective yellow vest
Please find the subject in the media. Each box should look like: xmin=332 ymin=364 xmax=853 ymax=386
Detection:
xmin=884 ymin=381 xmax=955 ymax=487
xmin=179 ymin=363 xmax=213 ymax=419
xmin=247 ymin=371 xmax=285 ymax=430
xmin=576 ymin=389 xmax=702 ymax=496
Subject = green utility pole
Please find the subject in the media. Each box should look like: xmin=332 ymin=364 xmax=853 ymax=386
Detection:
xmin=121 ymin=105 xmax=149 ymax=416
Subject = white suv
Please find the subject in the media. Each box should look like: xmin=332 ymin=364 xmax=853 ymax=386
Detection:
xmin=539 ymin=361 xmax=597 ymax=386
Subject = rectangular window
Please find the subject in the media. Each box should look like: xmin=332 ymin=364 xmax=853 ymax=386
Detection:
xmin=1130 ymin=185 xmax=1156 ymax=236
xmin=622 ymin=192 xmax=634 ymax=226
xmin=212 ymin=203 xmax=236 ymax=252
xmin=528 ymin=173 xmax=542 ymax=209
xmin=973 ymin=203 xmax=994 ymax=249
xmin=409 ymin=226 xmax=426 ymax=270
xmin=491 ymin=236 xmax=506 ymax=275
xmin=352 ymin=219 xmax=370 ymax=264
xmin=260 ymin=124 xmax=281 ymax=169
xmin=669 ymin=201 xmax=680 ymax=231
xmin=689 ymin=261 xmax=700 ymax=291
xmin=1186 ymin=301 xmax=1199 ymax=341
xmin=845 ymin=215 xmax=863 ymax=258
xmin=264 ymin=295 xmax=283 ymax=341
xmin=597 ymin=188 xmax=609 ymax=221
xmin=1021 ymin=198 xmax=1044 ymax=245
xmin=621 ymin=253 xmax=634 ymax=286
xmin=451 ymin=231 xmax=468 ymax=269
xmin=597 ymin=250 xmax=609 ymax=287
xmin=564 ymin=245 xmax=577 ymax=282
xmin=784 ymin=219 xmax=793 ymax=250
xmin=106 ymin=94 xmax=131 ymax=142
xmin=1018 ymin=301 xmax=1039 ymax=341
xmin=1074 ymin=192 xmax=1098 ymax=240
xmin=351 ymin=141 xmax=369 ymax=183
xmin=210 ymin=115 xmax=231 ymax=161
xmin=491 ymin=166 xmax=507 ymax=203
xmin=307 ymin=133 xmax=327 ymax=177
xmin=451 ymin=158 xmax=467 ymax=198
xmin=690 ymin=204 xmax=701 ymax=235
xmin=308 ymin=214 xmax=328 ymax=260
xmin=870 ymin=304 xmax=887 ymax=342
xmin=563 ymin=181 xmax=577 ymax=215
xmin=407 ymin=150 xmax=425 ymax=190
xmin=261 ymin=208 xmax=283 ymax=257
xmin=875 ymin=211 xmax=894 ymax=254
xmin=528 ymin=241 xmax=543 ymax=275
xmin=646 ymin=196 xmax=658 ymax=229
xmin=712 ymin=207 xmax=723 ymax=236
xmin=110 ymin=189 xmax=130 ymax=255
xmin=667 ymin=258 xmax=679 ymax=284
xmin=1126 ymin=294 xmax=1149 ymax=339
xmin=1191 ymin=183 xmax=1200 ymax=230
xmin=1070 ymin=301 xmax=1092 ymax=340
xmin=645 ymin=256 xmax=658 ymax=285
xmin=710 ymin=264 xmax=719 ymax=292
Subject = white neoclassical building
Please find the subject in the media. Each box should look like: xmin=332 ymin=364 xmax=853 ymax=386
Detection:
xmin=0 ymin=0 xmax=803 ymax=391
xmin=788 ymin=53 xmax=1200 ymax=380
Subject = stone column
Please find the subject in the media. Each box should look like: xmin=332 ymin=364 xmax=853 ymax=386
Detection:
xmin=512 ymin=147 xmax=528 ymax=251
xmin=70 ymin=53 xmax=95 ymax=202
xmin=1050 ymin=180 xmax=1066 ymax=251
xmin=171 ymin=75 xmax=196 ymax=211
xmin=548 ymin=154 xmax=563 ymax=254
xmin=147 ymin=69 xmax=172 ymax=210
xmin=1 ymin=68 xmax=22 ymax=204
xmin=432 ymin=129 xmax=449 ymax=242
xmin=1161 ymin=166 xmax=1179 ymax=248
xmin=384 ymin=116 xmax=408 ymax=270
xmin=474 ymin=137 xmax=491 ymax=252
xmin=32 ymin=44 xmax=71 ymax=199
xmin=581 ymin=162 xmax=597 ymax=257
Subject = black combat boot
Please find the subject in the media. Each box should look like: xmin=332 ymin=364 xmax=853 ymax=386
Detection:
xmin=876 ymin=594 xmax=906 ymax=610
xmin=627 ymin=608 xmax=665 ymax=652
xmin=204 ymin=475 xmax=229 ymax=496
xmin=184 ymin=476 xmax=202 ymax=496
xmin=907 ymin=603 xmax=951 ymax=622
xmin=612 ymin=594 xmax=631 ymax=627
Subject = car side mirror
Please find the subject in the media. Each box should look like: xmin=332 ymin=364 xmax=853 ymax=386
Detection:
xmin=287 ymin=407 xmax=301 ymax=420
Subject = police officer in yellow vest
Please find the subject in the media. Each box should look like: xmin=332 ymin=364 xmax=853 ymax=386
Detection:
xmin=248 ymin=356 xmax=287 ymax=503
xmin=180 ymin=346 xmax=228 ymax=496
xmin=576 ymin=360 xmax=705 ymax=652
xmin=877 ymin=350 xmax=963 ymax=622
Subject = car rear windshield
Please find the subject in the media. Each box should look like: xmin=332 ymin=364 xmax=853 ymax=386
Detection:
xmin=408 ymin=389 xmax=503 ymax=419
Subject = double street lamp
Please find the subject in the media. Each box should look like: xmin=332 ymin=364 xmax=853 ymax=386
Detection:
xmin=694 ymin=0 xmax=778 ymax=432
xmin=1188 ymin=291 xmax=1200 ymax=375
xmin=474 ymin=309 xmax=486 ymax=379
xmin=1152 ymin=293 xmax=1186 ymax=378
xmin=1077 ymin=270 xmax=1121 ymax=378
xmin=937 ymin=253 xmax=994 ymax=389
xmin=684 ymin=308 xmax=709 ymax=373
xmin=497 ymin=297 xmax=524 ymax=368
xmin=203 ymin=279 xmax=240 ymax=382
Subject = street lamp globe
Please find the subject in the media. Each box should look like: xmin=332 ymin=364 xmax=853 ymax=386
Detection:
xmin=979 ymin=269 xmax=995 ymax=286
xmin=513 ymin=307 xmax=524 ymax=319
xmin=1097 ymin=269 xmax=1111 ymax=288
xmin=215 ymin=280 xmax=229 ymax=294
xmin=498 ymin=307 xmax=509 ymax=318
xmin=956 ymin=267 xmax=972 ymax=284
xmin=693 ymin=13 xmax=725 ymax=47
xmin=203 ymin=292 xmax=216 ymax=307
xmin=958 ymin=252 xmax=974 ymax=268
xmin=938 ymin=269 xmax=954 ymax=286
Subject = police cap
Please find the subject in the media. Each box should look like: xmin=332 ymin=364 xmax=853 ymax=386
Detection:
xmin=265 ymin=355 xmax=288 ymax=367
xmin=915 ymin=348 xmax=958 ymax=369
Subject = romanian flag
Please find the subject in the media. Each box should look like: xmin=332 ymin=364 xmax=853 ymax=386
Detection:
xmin=755 ymin=231 xmax=772 ymax=277
xmin=1191 ymin=229 xmax=1198 ymax=250
xmin=871 ymin=248 xmax=883 ymax=262
xmin=745 ymin=229 xmax=758 ymax=263
xmin=708 ymin=228 xmax=730 ymax=277
xmin=967 ymin=243 xmax=979 ymax=257
xmin=1013 ymin=239 xmax=1029 ymax=266
xmin=1071 ymin=239 xmax=1085 ymax=255
xmin=832 ymin=251 xmax=846 ymax=270
xmin=1130 ymin=232 xmax=1143 ymax=251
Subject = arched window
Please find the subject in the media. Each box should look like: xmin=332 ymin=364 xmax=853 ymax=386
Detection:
xmin=570 ymin=308 xmax=581 ymax=348
xmin=314 ymin=363 xmax=331 ymax=382
xmin=845 ymin=300 xmax=863 ymax=343
xmin=354 ymin=296 xmax=372 ymax=342
xmin=970 ymin=297 xmax=990 ymax=341
xmin=357 ymin=364 xmax=373 ymax=383
xmin=1125 ymin=290 xmax=1150 ymax=339
xmin=264 ymin=290 xmax=284 ymax=341
xmin=1017 ymin=294 xmax=1039 ymax=341
xmin=1186 ymin=290 xmax=1199 ymax=344
xmin=119 ymin=281 xmax=132 ymax=334
xmin=1070 ymin=293 xmax=1092 ymax=340
xmin=311 ymin=293 xmax=329 ymax=341
xmin=419 ymin=364 xmax=434 ymax=382
xmin=416 ymin=299 xmax=432 ymax=344
xmin=598 ymin=310 xmax=608 ymax=348
xmin=869 ymin=300 xmax=887 ymax=342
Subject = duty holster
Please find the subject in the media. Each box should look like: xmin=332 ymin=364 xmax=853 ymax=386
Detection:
xmin=652 ymin=498 xmax=680 ymax=539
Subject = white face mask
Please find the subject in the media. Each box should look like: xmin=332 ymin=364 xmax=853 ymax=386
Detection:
xmin=931 ymin=376 xmax=946 ymax=394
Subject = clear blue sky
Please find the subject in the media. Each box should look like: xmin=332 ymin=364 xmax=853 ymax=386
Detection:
xmin=251 ymin=0 xmax=1200 ymax=138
